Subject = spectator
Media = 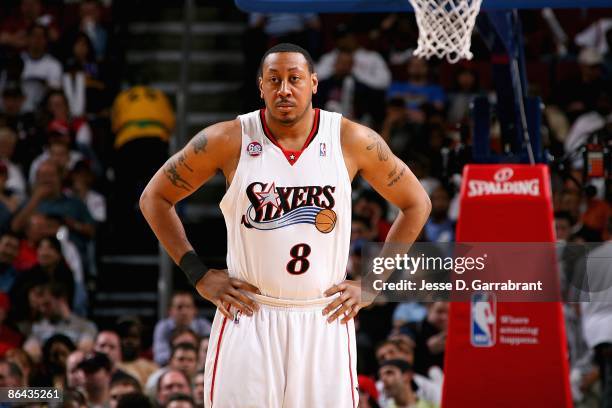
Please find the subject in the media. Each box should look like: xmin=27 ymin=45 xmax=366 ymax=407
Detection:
xmin=0 ymin=126 xmax=26 ymax=198
xmin=314 ymin=50 xmax=356 ymax=117
xmin=193 ymin=371 xmax=204 ymax=408
xmin=581 ymin=184 xmax=610 ymax=239
xmin=146 ymin=342 xmax=198 ymax=398
xmin=13 ymin=235 xmax=76 ymax=311
xmin=109 ymin=373 xmax=142 ymax=408
xmin=63 ymin=32 xmax=110 ymax=118
xmin=28 ymin=134 xmax=85 ymax=185
xmin=78 ymin=351 xmax=112 ymax=408
xmin=24 ymin=282 xmax=97 ymax=361
xmin=12 ymin=160 xmax=95 ymax=255
xmin=358 ymin=374 xmax=380 ymax=408
xmin=67 ymin=160 xmax=106 ymax=223
xmin=116 ymin=392 xmax=153 ymax=408
xmin=63 ymin=388 xmax=88 ymax=408
xmin=76 ymin=0 xmax=109 ymax=61
xmin=153 ymin=291 xmax=211 ymax=366
xmin=554 ymin=47 xmax=608 ymax=123
xmin=378 ymin=359 xmax=438 ymax=408
xmin=7 ymin=273 xmax=48 ymax=337
xmin=5 ymin=348 xmax=32 ymax=385
xmin=399 ymin=301 xmax=448 ymax=376
xmin=353 ymin=190 xmax=392 ymax=242
xmin=94 ymin=331 xmax=121 ymax=365
xmin=40 ymin=89 xmax=93 ymax=147
xmin=20 ymin=24 xmax=62 ymax=112
xmin=116 ymin=317 xmax=158 ymax=388
xmin=196 ymin=337 xmax=208 ymax=372
xmin=317 ymin=26 xmax=391 ymax=92
xmin=554 ymin=210 xmax=574 ymax=243
xmin=0 ymin=358 xmax=24 ymax=387
xmin=0 ymin=0 xmax=59 ymax=51
xmin=0 ymin=293 xmax=21 ymax=357
xmin=381 ymin=97 xmax=423 ymax=161
xmin=0 ymin=162 xmax=18 ymax=231
xmin=165 ymin=393 xmax=195 ymax=408
xmin=170 ymin=327 xmax=199 ymax=351
xmin=388 ymin=57 xmax=445 ymax=115
xmin=317 ymin=26 xmax=390 ymax=125
xmin=65 ymin=350 xmax=85 ymax=390
xmin=0 ymin=231 xmax=19 ymax=292
xmin=156 ymin=369 xmax=192 ymax=407
xmin=0 ymin=83 xmax=40 ymax=170
xmin=30 ymin=333 xmax=75 ymax=387
xmin=424 ymin=185 xmax=454 ymax=242
xmin=446 ymin=66 xmax=480 ymax=124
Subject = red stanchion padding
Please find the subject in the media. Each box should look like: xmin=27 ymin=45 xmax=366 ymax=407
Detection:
xmin=441 ymin=164 xmax=572 ymax=408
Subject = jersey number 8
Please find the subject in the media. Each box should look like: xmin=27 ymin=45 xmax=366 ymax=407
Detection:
xmin=286 ymin=243 xmax=311 ymax=275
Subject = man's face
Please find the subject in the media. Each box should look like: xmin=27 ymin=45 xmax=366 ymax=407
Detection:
xmin=431 ymin=187 xmax=450 ymax=218
xmin=121 ymin=325 xmax=142 ymax=361
xmin=170 ymin=294 xmax=196 ymax=326
xmin=378 ymin=366 xmax=407 ymax=398
xmin=1 ymin=96 xmax=23 ymax=116
xmin=166 ymin=401 xmax=193 ymax=408
xmin=28 ymin=26 xmax=47 ymax=56
xmin=84 ymin=368 xmax=111 ymax=394
xmin=66 ymin=351 xmax=85 ymax=388
xmin=0 ymin=130 xmax=17 ymax=159
xmin=109 ymin=383 xmax=138 ymax=408
xmin=376 ymin=343 xmax=400 ymax=363
xmin=0 ymin=362 xmax=18 ymax=387
xmin=555 ymin=218 xmax=571 ymax=242
xmin=37 ymin=239 xmax=61 ymax=269
xmin=193 ymin=373 xmax=205 ymax=405
xmin=427 ymin=301 xmax=449 ymax=331
xmin=26 ymin=214 xmax=48 ymax=243
xmin=0 ymin=235 xmax=19 ymax=263
xmin=171 ymin=349 xmax=197 ymax=378
xmin=95 ymin=332 xmax=122 ymax=364
xmin=259 ymin=52 xmax=317 ymax=125
xmin=35 ymin=162 xmax=62 ymax=193
xmin=334 ymin=52 xmax=353 ymax=77
xmin=49 ymin=143 xmax=71 ymax=170
xmin=158 ymin=371 xmax=191 ymax=405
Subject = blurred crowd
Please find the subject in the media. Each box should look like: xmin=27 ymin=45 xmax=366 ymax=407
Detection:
xmin=0 ymin=1 xmax=611 ymax=408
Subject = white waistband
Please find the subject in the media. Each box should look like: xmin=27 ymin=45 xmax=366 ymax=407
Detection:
xmin=252 ymin=293 xmax=339 ymax=308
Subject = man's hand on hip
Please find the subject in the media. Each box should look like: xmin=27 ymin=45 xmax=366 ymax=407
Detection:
xmin=323 ymin=280 xmax=371 ymax=324
xmin=195 ymin=269 xmax=261 ymax=320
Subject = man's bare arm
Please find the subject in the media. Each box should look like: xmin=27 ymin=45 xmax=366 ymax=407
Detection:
xmin=323 ymin=119 xmax=431 ymax=323
xmin=139 ymin=120 xmax=239 ymax=263
xmin=342 ymin=118 xmax=431 ymax=244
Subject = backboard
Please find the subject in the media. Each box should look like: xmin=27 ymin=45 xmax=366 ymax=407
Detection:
xmin=235 ymin=0 xmax=609 ymax=13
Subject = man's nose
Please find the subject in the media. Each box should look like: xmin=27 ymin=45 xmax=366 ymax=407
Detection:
xmin=277 ymin=80 xmax=291 ymax=97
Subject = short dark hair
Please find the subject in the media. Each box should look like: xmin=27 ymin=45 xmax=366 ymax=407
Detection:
xmin=164 ymin=393 xmax=195 ymax=408
xmin=157 ymin=369 xmax=191 ymax=394
xmin=171 ymin=342 xmax=198 ymax=359
xmin=116 ymin=392 xmax=153 ymax=408
xmin=259 ymin=43 xmax=315 ymax=76
xmin=170 ymin=327 xmax=199 ymax=346
xmin=110 ymin=372 xmax=142 ymax=392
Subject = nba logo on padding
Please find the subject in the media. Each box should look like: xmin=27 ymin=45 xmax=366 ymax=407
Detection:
xmin=471 ymin=292 xmax=496 ymax=347
xmin=319 ymin=142 xmax=326 ymax=157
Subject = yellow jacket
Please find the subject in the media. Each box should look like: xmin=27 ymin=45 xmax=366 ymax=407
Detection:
xmin=111 ymin=86 xmax=176 ymax=149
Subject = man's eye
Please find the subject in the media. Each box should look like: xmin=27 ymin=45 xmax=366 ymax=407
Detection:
xmin=291 ymin=76 xmax=300 ymax=81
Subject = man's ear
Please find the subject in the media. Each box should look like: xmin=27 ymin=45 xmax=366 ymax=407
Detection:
xmin=311 ymin=72 xmax=318 ymax=95
xmin=258 ymin=77 xmax=264 ymax=99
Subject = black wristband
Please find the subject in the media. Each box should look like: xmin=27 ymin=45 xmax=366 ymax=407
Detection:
xmin=178 ymin=251 xmax=209 ymax=287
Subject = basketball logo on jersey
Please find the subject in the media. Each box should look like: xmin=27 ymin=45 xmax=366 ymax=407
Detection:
xmin=247 ymin=141 xmax=262 ymax=157
xmin=241 ymin=181 xmax=337 ymax=233
xmin=319 ymin=142 xmax=326 ymax=157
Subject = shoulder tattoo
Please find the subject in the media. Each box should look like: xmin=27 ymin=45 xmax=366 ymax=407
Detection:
xmin=366 ymin=131 xmax=390 ymax=162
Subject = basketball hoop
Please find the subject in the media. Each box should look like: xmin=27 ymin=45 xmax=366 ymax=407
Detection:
xmin=408 ymin=0 xmax=483 ymax=63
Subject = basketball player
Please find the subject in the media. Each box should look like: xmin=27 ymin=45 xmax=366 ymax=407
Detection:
xmin=140 ymin=43 xmax=431 ymax=407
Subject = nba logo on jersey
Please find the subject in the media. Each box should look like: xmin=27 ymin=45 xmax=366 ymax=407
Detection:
xmin=470 ymin=292 xmax=496 ymax=347
xmin=319 ymin=142 xmax=326 ymax=157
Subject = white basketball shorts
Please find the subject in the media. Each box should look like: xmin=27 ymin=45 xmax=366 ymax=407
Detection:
xmin=203 ymin=293 xmax=358 ymax=408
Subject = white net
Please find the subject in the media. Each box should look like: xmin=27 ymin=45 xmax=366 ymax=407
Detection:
xmin=408 ymin=0 xmax=483 ymax=64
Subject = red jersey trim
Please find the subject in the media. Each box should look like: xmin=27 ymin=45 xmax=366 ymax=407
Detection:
xmin=210 ymin=316 xmax=228 ymax=406
xmin=259 ymin=108 xmax=320 ymax=166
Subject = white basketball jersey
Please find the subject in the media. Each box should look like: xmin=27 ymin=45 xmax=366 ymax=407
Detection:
xmin=220 ymin=108 xmax=352 ymax=300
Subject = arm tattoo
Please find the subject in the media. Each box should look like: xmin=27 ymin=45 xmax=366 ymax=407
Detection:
xmin=387 ymin=160 xmax=407 ymax=187
xmin=177 ymin=151 xmax=193 ymax=172
xmin=164 ymin=160 xmax=194 ymax=192
xmin=366 ymin=131 xmax=390 ymax=162
xmin=192 ymin=132 xmax=208 ymax=154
